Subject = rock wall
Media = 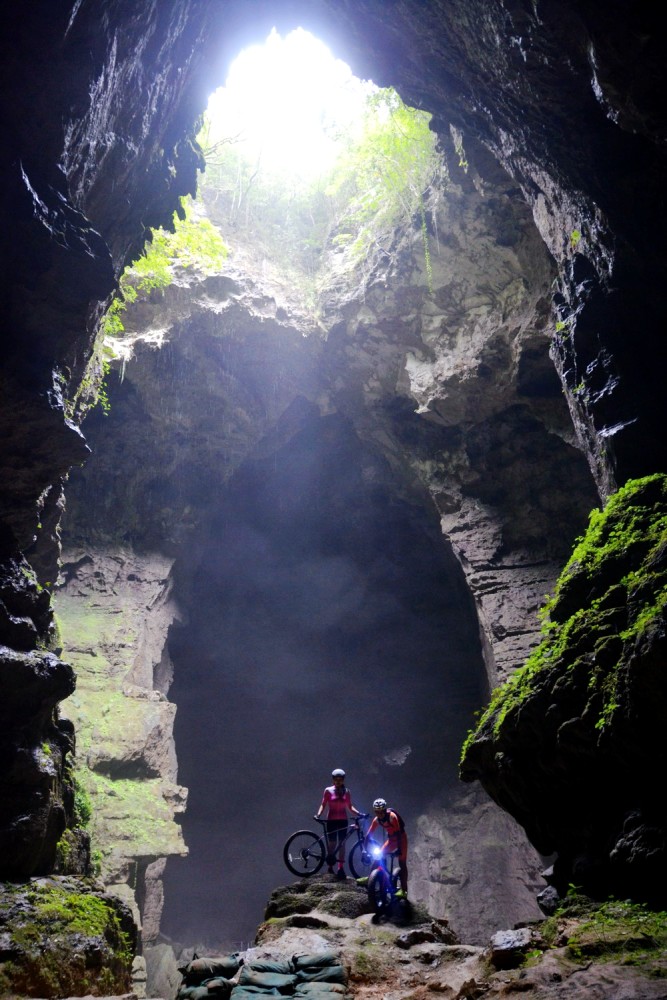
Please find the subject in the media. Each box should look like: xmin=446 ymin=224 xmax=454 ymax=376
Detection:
xmin=58 ymin=131 xmax=596 ymax=947
xmin=0 ymin=0 xmax=213 ymax=886
xmin=461 ymin=474 xmax=667 ymax=904
xmin=54 ymin=549 xmax=187 ymax=949
xmin=0 ymin=0 xmax=665 ymax=983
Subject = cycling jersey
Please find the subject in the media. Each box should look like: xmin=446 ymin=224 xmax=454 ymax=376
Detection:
xmin=320 ymin=784 xmax=353 ymax=821
xmin=368 ymin=809 xmax=408 ymax=859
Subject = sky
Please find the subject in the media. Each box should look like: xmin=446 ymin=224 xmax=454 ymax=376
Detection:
xmin=204 ymin=27 xmax=376 ymax=182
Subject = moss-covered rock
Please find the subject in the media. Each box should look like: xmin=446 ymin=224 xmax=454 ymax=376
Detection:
xmin=460 ymin=475 xmax=667 ymax=903
xmin=540 ymin=894 xmax=667 ymax=976
xmin=264 ymin=877 xmax=370 ymax=920
xmin=0 ymin=876 xmax=136 ymax=997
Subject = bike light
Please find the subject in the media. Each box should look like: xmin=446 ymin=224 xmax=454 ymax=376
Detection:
xmin=372 ymin=846 xmax=382 ymax=858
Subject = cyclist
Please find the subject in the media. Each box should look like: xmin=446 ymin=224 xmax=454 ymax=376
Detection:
xmin=364 ymin=797 xmax=409 ymax=898
xmin=315 ymin=768 xmax=363 ymax=879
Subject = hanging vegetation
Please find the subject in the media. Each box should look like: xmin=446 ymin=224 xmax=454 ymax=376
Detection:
xmin=197 ymin=86 xmax=441 ymax=284
xmin=102 ymin=200 xmax=229 ymax=339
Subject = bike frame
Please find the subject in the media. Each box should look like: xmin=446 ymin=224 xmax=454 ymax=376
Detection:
xmin=314 ymin=815 xmax=365 ymax=861
xmin=283 ymin=815 xmax=378 ymax=878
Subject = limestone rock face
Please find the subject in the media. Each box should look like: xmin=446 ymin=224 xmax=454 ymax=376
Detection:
xmin=0 ymin=876 xmax=136 ymax=998
xmin=53 ymin=116 xmax=601 ymax=956
xmin=0 ymin=640 xmax=76 ymax=878
xmin=411 ymin=784 xmax=546 ymax=944
xmin=54 ymin=549 xmax=187 ymax=941
xmin=461 ymin=475 xmax=667 ymax=904
xmin=302 ymin=0 xmax=667 ymax=492
xmin=0 ymin=0 xmax=665 ymax=970
xmin=0 ymin=0 xmax=213 ymax=889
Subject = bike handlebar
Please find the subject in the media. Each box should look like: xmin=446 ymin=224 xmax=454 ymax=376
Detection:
xmin=313 ymin=813 xmax=369 ymax=823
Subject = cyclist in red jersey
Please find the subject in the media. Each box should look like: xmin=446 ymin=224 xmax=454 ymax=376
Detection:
xmin=315 ymin=768 xmax=363 ymax=879
xmin=366 ymin=797 xmax=409 ymax=897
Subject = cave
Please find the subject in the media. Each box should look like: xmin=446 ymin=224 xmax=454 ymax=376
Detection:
xmin=1 ymin=2 xmax=666 ymax=998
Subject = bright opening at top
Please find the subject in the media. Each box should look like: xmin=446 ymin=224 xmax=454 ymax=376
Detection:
xmin=205 ymin=28 xmax=376 ymax=180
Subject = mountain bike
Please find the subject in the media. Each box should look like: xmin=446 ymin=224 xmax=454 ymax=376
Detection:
xmin=283 ymin=815 xmax=378 ymax=879
xmin=366 ymin=847 xmax=410 ymax=925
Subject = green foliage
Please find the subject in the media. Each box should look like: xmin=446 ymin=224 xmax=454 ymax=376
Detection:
xmin=66 ymin=342 xmax=116 ymax=421
xmin=323 ymin=88 xmax=439 ymax=272
xmin=97 ymin=359 xmax=111 ymax=415
xmin=129 ymin=205 xmax=229 ymax=282
xmin=0 ymin=881 xmax=134 ymax=997
xmin=73 ymin=775 xmax=93 ymax=827
xmin=198 ymin=86 xmax=440 ymax=289
xmin=541 ymin=894 xmax=667 ymax=971
xmin=570 ymin=228 xmax=582 ymax=249
xmin=101 ymin=199 xmax=229 ymax=339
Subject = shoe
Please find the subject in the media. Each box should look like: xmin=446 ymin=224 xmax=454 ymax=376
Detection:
xmin=327 ymin=866 xmax=334 ymax=874
xmin=355 ymin=876 xmax=369 ymax=886
xmin=336 ymin=869 xmax=346 ymax=880
xmin=395 ymin=890 xmax=407 ymax=899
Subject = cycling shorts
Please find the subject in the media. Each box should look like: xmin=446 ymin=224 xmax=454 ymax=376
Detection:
xmin=325 ymin=819 xmax=347 ymax=843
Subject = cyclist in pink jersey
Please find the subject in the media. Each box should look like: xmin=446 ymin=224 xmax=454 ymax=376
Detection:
xmin=315 ymin=768 xmax=363 ymax=879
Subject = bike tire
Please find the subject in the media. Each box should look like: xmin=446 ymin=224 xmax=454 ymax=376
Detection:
xmin=283 ymin=830 xmax=325 ymax=877
xmin=348 ymin=838 xmax=380 ymax=879
xmin=368 ymin=868 xmax=392 ymax=919
xmin=393 ymin=896 xmax=411 ymax=927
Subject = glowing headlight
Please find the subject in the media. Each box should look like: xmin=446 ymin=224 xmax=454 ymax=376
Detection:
xmin=372 ymin=847 xmax=382 ymax=858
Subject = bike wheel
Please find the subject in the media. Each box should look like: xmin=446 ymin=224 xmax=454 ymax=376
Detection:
xmin=283 ymin=830 xmax=325 ymax=876
xmin=348 ymin=838 xmax=380 ymax=879
xmin=368 ymin=868 xmax=392 ymax=920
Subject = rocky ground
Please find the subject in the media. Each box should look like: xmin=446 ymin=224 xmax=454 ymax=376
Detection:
xmin=21 ymin=874 xmax=665 ymax=1000
xmin=246 ymin=878 xmax=667 ymax=1000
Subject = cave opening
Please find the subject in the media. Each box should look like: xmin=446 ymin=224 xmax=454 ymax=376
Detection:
xmin=52 ymin=12 xmax=572 ymax=974
xmin=3 ymin=3 xmax=667 ymax=997
xmin=159 ymin=410 xmax=487 ymax=947
xmin=204 ymin=27 xmax=374 ymax=181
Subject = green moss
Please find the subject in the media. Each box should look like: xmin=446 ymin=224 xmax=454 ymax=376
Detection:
xmin=55 ymin=834 xmax=72 ymax=869
xmin=461 ymin=474 xmax=667 ymax=760
xmin=0 ymin=880 xmax=134 ymax=997
xmin=350 ymin=940 xmax=393 ymax=982
xmin=542 ymin=895 xmax=667 ymax=973
xmin=73 ymin=776 xmax=92 ymax=827
xmin=54 ymin=592 xmax=187 ymax=883
xmin=33 ymin=887 xmax=111 ymax=936
xmin=81 ymin=769 xmax=184 ymax=860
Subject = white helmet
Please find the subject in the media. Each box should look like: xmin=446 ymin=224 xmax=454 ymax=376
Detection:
xmin=373 ymin=797 xmax=387 ymax=810
xmin=331 ymin=768 xmax=346 ymax=778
